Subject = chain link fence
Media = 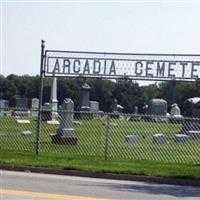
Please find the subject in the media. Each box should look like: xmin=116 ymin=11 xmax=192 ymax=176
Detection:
xmin=0 ymin=107 xmax=200 ymax=164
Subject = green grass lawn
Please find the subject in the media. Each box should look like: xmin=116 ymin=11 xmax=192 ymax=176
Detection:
xmin=1 ymin=149 xmax=200 ymax=180
xmin=0 ymin=115 xmax=200 ymax=179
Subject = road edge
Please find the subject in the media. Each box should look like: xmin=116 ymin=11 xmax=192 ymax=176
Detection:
xmin=0 ymin=164 xmax=200 ymax=187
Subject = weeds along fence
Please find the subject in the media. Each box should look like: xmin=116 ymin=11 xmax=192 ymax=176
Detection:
xmin=0 ymin=107 xmax=200 ymax=164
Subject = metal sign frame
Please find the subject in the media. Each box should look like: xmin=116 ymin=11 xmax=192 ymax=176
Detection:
xmin=44 ymin=50 xmax=200 ymax=82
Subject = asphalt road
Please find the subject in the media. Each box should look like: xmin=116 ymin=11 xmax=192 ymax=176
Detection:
xmin=1 ymin=170 xmax=200 ymax=200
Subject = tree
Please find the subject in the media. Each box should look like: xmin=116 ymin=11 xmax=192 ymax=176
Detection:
xmin=140 ymin=83 xmax=159 ymax=102
xmin=88 ymin=79 xmax=115 ymax=111
xmin=0 ymin=78 xmax=17 ymax=104
xmin=113 ymin=79 xmax=145 ymax=113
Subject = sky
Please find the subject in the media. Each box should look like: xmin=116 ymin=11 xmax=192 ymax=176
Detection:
xmin=1 ymin=0 xmax=200 ymax=85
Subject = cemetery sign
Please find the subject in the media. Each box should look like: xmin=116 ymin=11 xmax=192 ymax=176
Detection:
xmin=45 ymin=50 xmax=200 ymax=81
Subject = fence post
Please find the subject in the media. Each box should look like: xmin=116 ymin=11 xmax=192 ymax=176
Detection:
xmin=36 ymin=40 xmax=45 ymax=155
xmin=104 ymin=113 xmax=110 ymax=161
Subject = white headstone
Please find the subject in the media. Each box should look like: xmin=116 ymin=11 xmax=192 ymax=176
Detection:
xmin=21 ymin=130 xmax=32 ymax=136
xmin=50 ymin=77 xmax=58 ymax=120
xmin=31 ymin=98 xmax=39 ymax=117
xmin=0 ymin=99 xmax=6 ymax=116
xmin=125 ymin=135 xmax=140 ymax=144
xmin=153 ymin=133 xmax=167 ymax=144
xmin=51 ymin=98 xmax=78 ymax=145
xmin=175 ymin=134 xmax=190 ymax=142
xmin=89 ymin=101 xmax=100 ymax=118
xmin=170 ymin=104 xmax=182 ymax=117
xmin=57 ymin=98 xmax=74 ymax=137
xmin=17 ymin=119 xmax=30 ymax=124
xmin=188 ymin=130 xmax=200 ymax=140
xmin=89 ymin=101 xmax=99 ymax=111
xmin=134 ymin=106 xmax=138 ymax=115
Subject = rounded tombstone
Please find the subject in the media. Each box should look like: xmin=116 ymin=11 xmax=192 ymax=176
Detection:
xmin=125 ymin=134 xmax=140 ymax=144
xmin=153 ymin=133 xmax=167 ymax=144
xmin=148 ymin=99 xmax=167 ymax=116
xmin=184 ymin=97 xmax=200 ymax=117
xmin=175 ymin=134 xmax=190 ymax=143
xmin=170 ymin=104 xmax=181 ymax=116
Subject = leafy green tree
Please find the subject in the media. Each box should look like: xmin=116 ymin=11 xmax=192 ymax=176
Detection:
xmin=113 ymin=79 xmax=145 ymax=113
xmin=88 ymin=79 xmax=115 ymax=111
xmin=0 ymin=78 xmax=17 ymax=103
xmin=140 ymin=83 xmax=159 ymax=103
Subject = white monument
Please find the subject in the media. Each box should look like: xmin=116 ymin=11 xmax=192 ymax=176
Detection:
xmin=31 ymin=98 xmax=39 ymax=117
xmin=50 ymin=77 xmax=58 ymax=120
xmin=51 ymin=98 xmax=78 ymax=144
xmin=170 ymin=104 xmax=182 ymax=118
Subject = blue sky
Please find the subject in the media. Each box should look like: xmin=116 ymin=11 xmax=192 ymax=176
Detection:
xmin=1 ymin=1 xmax=200 ymax=85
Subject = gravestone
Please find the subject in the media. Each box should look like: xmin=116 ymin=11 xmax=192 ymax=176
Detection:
xmin=89 ymin=101 xmax=99 ymax=112
xmin=31 ymin=98 xmax=39 ymax=117
xmin=134 ymin=106 xmax=138 ymax=115
xmin=21 ymin=130 xmax=32 ymax=136
xmin=4 ymin=100 xmax=9 ymax=115
xmin=0 ymin=99 xmax=7 ymax=116
xmin=142 ymin=103 xmax=148 ymax=114
xmin=175 ymin=134 xmax=190 ymax=143
xmin=110 ymin=99 xmax=118 ymax=112
xmin=89 ymin=101 xmax=100 ymax=118
xmin=17 ymin=119 xmax=30 ymax=124
xmin=50 ymin=77 xmax=58 ymax=120
xmin=15 ymin=98 xmax=30 ymax=116
xmin=188 ymin=131 xmax=200 ymax=140
xmin=180 ymin=97 xmax=200 ymax=137
xmin=110 ymin=99 xmax=120 ymax=118
xmin=129 ymin=105 xmax=141 ymax=121
xmin=16 ymin=98 xmax=28 ymax=108
xmin=170 ymin=104 xmax=183 ymax=121
xmin=153 ymin=133 xmax=167 ymax=144
xmin=51 ymin=98 xmax=78 ymax=145
xmin=79 ymin=83 xmax=92 ymax=119
xmin=117 ymin=104 xmax=124 ymax=113
xmin=170 ymin=104 xmax=181 ymax=116
xmin=184 ymin=97 xmax=200 ymax=118
xmin=41 ymin=102 xmax=52 ymax=121
xmin=148 ymin=99 xmax=167 ymax=116
xmin=125 ymin=135 xmax=140 ymax=144
xmin=80 ymin=83 xmax=91 ymax=111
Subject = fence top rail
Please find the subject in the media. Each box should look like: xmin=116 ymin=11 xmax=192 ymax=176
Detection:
xmin=45 ymin=50 xmax=200 ymax=57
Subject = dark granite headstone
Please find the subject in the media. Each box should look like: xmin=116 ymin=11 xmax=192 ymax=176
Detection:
xmin=16 ymin=98 xmax=28 ymax=108
xmin=15 ymin=98 xmax=29 ymax=116
xmin=80 ymin=83 xmax=91 ymax=111
xmin=41 ymin=102 xmax=52 ymax=121
xmin=180 ymin=97 xmax=200 ymax=138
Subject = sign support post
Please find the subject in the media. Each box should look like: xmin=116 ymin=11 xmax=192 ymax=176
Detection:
xmin=36 ymin=40 xmax=45 ymax=155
